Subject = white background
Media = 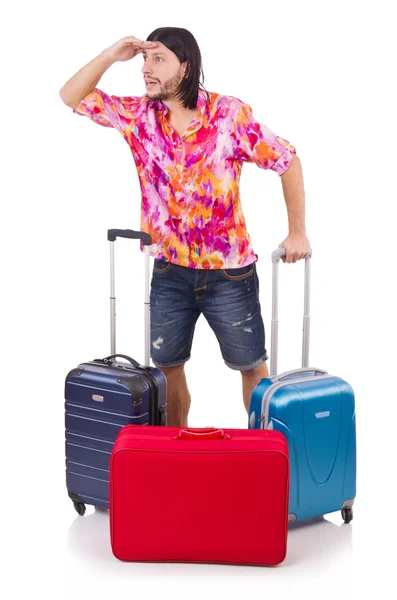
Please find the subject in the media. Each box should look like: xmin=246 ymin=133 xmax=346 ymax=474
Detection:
xmin=2 ymin=0 xmax=396 ymax=598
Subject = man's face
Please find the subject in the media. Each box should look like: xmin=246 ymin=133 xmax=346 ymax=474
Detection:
xmin=141 ymin=42 xmax=186 ymax=101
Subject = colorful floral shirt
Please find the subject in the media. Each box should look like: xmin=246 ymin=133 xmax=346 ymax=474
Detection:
xmin=73 ymin=88 xmax=296 ymax=269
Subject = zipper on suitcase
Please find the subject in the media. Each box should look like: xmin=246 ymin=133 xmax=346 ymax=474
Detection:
xmin=81 ymin=360 xmax=163 ymax=426
xmin=120 ymin=364 xmax=161 ymax=426
xmin=144 ymin=370 xmax=160 ymax=425
xmin=116 ymin=432 xmax=286 ymax=443
xmin=260 ymin=374 xmax=332 ymax=429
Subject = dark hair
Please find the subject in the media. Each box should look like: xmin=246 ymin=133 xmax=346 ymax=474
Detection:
xmin=146 ymin=27 xmax=207 ymax=110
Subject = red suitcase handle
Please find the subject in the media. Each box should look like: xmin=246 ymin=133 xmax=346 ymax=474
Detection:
xmin=173 ymin=428 xmax=231 ymax=441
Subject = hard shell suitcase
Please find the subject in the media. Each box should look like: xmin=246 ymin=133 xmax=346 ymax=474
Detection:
xmin=109 ymin=425 xmax=290 ymax=566
xmin=248 ymin=248 xmax=356 ymax=524
xmin=65 ymin=229 xmax=167 ymax=516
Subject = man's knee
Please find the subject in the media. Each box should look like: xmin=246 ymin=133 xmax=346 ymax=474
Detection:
xmin=158 ymin=364 xmax=186 ymax=381
xmin=158 ymin=364 xmax=191 ymax=426
xmin=240 ymin=362 xmax=269 ymax=379
xmin=158 ymin=364 xmax=189 ymax=402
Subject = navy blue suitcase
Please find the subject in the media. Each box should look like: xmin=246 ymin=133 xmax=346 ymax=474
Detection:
xmin=65 ymin=230 xmax=167 ymax=516
xmin=248 ymin=249 xmax=356 ymax=524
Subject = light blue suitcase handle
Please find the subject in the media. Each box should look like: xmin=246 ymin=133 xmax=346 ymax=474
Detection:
xmin=274 ymin=367 xmax=327 ymax=382
xmin=270 ymin=247 xmax=313 ymax=376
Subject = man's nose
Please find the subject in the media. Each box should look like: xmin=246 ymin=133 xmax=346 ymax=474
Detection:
xmin=141 ymin=60 xmax=153 ymax=75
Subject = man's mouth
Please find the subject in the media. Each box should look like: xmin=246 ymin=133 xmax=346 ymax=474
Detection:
xmin=145 ymin=80 xmax=158 ymax=88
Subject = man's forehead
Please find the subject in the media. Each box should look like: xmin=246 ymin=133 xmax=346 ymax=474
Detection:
xmin=142 ymin=41 xmax=170 ymax=55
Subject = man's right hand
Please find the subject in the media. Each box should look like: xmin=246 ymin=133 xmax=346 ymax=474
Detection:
xmin=104 ymin=36 xmax=158 ymax=63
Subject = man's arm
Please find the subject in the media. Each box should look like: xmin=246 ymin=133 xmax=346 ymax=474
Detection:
xmin=59 ymin=36 xmax=157 ymax=109
xmin=279 ymin=154 xmax=311 ymax=263
xmin=230 ymin=100 xmax=311 ymax=262
xmin=59 ymin=51 xmax=116 ymax=109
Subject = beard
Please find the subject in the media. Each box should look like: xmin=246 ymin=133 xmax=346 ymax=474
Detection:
xmin=147 ymin=72 xmax=183 ymax=101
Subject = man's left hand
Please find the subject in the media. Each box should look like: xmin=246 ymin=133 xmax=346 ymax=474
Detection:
xmin=278 ymin=232 xmax=311 ymax=263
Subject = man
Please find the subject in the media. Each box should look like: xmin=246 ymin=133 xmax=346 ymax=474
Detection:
xmin=59 ymin=27 xmax=311 ymax=427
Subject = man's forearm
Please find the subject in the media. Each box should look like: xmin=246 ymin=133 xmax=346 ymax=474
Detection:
xmin=280 ymin=154 xmax=306 ymax=234
xmin=59 ymin=51 xmax=115 ymax=110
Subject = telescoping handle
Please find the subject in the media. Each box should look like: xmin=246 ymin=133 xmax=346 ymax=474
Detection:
xmin=108 ymin=229 xmax=152 ymax=368
xmin=270 ymin=247 xmax=313 ymax=377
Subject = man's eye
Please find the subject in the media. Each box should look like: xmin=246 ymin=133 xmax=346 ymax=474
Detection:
xmin=156 ymin=57 xmax=163 ymax=62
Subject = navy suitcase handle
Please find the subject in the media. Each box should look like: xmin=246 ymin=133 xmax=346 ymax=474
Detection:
xmin=108 ymin=229 xmax=153 ymax=366
xmin=108 ymin=229 xmax=152 ymax=245
xmin=93 ymin=354 xmax=148 ymax=371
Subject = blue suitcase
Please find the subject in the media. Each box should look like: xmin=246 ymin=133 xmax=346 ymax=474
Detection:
xmin=65 ymin=229 xmax=167 ymax=516
xmin=248 ymin=249 xmax=356 ymax=524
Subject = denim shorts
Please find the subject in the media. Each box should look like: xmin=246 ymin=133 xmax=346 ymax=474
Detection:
xmin=150 ymin=258 xmax=268 ymax=371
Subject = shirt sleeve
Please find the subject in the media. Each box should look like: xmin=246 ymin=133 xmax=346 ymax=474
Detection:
xmin=232 ymin=100 xmax=296 ymax=175
xmin=72 ymin=88 xmax=141 ymax=133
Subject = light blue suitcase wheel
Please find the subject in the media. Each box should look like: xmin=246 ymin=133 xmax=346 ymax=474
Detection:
xmin=342 ymin=508 xmax=353 ymax=523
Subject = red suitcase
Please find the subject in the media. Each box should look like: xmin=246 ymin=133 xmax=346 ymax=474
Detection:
xmin=109 ymin=425 xmax=290 ymax=566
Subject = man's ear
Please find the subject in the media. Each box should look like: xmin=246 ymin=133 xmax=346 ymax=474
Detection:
xmin=183 ymin=61 xmax=190 ymax=78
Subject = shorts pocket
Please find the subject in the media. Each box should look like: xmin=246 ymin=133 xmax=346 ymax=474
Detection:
xmin=153 ymin=258 xmax=173 ymax=274
xmin=221 ymin=264 xmax=255 ymax=281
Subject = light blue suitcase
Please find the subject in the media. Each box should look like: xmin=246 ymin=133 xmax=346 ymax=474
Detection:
xmin=248 ymin=249 xmax=356 ymax=524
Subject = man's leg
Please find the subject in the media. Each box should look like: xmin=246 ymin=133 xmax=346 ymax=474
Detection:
xmin=200 ymin=261 xmax=269 ymax=415
xmin=159 ymin=365 xmax=191 ymax=427
xmin=150 ymin=259 xmax=199 ymax=428
xmin=241 ymin=361 xmax=269 ymax=413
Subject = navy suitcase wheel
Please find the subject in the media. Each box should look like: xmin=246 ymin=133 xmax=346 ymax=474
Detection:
xmin=65 ymin=229 xmax=167 ymax=515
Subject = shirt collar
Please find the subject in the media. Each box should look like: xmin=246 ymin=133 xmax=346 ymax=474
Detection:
xmin=196 ymin=88 xmax=210 ymax=114
xmin=148 ymin=88 xmax=208 ymax=141
xmin=153 ymin=88 xmax=209 ymax=116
